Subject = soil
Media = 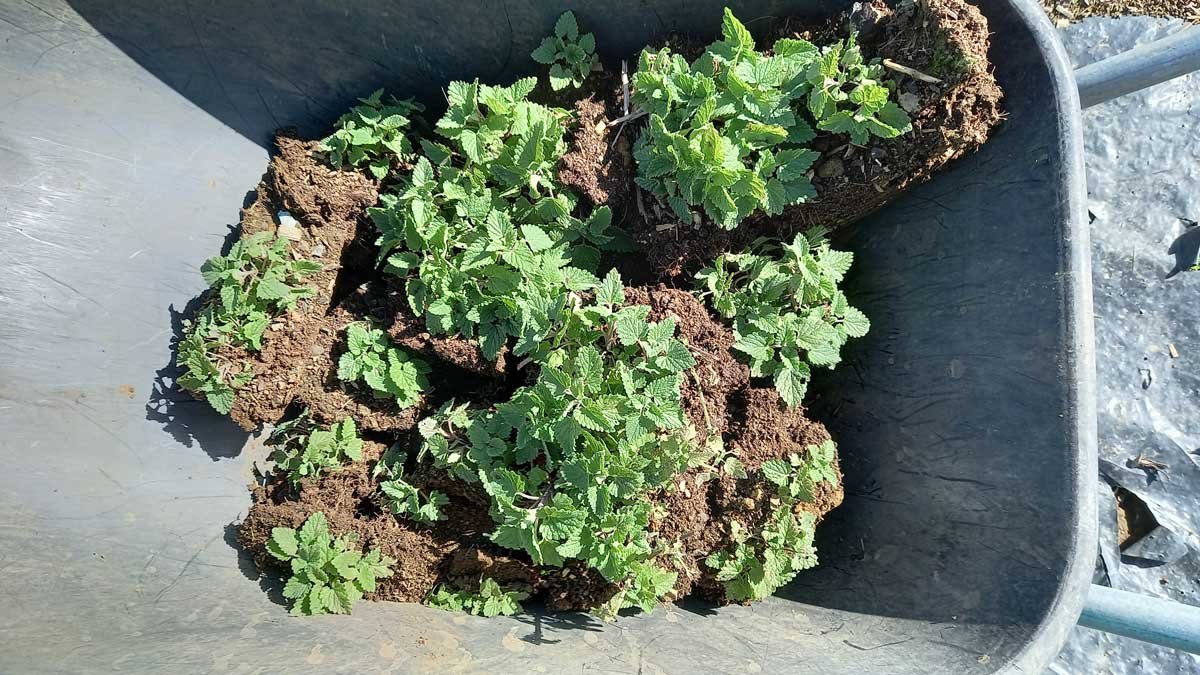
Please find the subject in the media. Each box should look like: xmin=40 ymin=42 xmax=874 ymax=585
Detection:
xmin=623 ymin=285 xmax=749 ymax=437
xmin=648 ymin=387 xmax=842 ymax=600
xmin=215 ymin=0 xmax=1004 ymax=613
xmin=558 ymin=96 xmax=634 ymax=210
xmin=1044 ymin=0 xmax=1199 ymax=24
xmin=625 ymin=0 xmax=1005 ymax=277
xmin=1114 ymin=486 xmax=1157 ymax=549
xmin=222 ymin=135 xmax=503 ymax=433
xmin=238 ymin=441 xmax=452 ymax=601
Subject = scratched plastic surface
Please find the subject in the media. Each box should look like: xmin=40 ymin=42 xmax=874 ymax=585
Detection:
xmin=0 ymin=1 xmax=1094 ymax=673
xmin=1047 ymin=16 xmax=1200 ymax=675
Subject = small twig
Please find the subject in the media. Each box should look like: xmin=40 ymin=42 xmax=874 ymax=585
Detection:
xmin=688 ymin=370 xmax=714 ymax=432
xmin=531 ymin=482 xmax=556 ymax=510
xmin=607 ymin=109 xmax=647 ymax=127
xmin=881 ymin=59 xmax=942 ymax=84
xmin=611 ymin=117 xmax=627 ymax=149
xmin=635 ymin=186 xmax=649 ymax=222
xmin=1132 ymin=453 xmax=1169 ymax=472
xmin=621 ymin=60 xmax=630 ymax=116
xmin=517 ymin=356 xmax=533 ymax=370
xmin=655 ymin=223 xmax=675 ymax=232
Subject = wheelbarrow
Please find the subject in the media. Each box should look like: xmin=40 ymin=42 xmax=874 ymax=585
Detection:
xmin=0 ymin=0 xmax=1197 ymax=672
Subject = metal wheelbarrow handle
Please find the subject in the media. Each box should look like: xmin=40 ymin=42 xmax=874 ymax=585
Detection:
xmin=1075 ymin=24 xmax=1200 ymax=108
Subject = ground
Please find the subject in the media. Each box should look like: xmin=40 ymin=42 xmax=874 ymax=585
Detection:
xmin=1043 ymin=0 xmax=1199 ymax=23
xmin=1048 ymin=15 xmax=1200 ymax=675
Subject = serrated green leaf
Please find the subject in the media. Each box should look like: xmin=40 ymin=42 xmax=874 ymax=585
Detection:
xmin=761 ymin=459 xmax=791 ymax=487
xmin=555 ymin=10 xmax=578 ymax=40
xmin=268 ymin=527 xmax=298 ymax=560
xmin=614 ymin=306 xmax=650 ymax=346
xmin=596 ymin=268 xmax=625 ymax=306
xmin=774 ymin=363 xmax=810 ymax=407
xmin=520 ymin=224 xmax=554 ymax=252
xmin=660 ymin=340 xmax=696 ymax=373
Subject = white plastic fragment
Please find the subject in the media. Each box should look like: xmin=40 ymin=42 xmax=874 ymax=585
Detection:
xmin=276 ymin=210 xmax=303 ymax=241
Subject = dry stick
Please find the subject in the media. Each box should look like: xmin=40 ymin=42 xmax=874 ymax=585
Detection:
xmin=621 ymin=60 xmax=630 ymax=116
xmin=611 ymin=120 xmax=627 ymax=148
xmin=610 ymin=69 xmax=635 ymax=148
xmin=608 ymin=109 xmax=647 ymax=127
xmin=881 ymin=59 xmax=942 ymax=84
xmin=635 ymin=186 xmax=650 ymax=222
xmin=688 ymin=369 xmax=715 ymax=433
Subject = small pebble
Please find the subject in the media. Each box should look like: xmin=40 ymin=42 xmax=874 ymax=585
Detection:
xmin=817 ymin=157 xmax=844 ymax=179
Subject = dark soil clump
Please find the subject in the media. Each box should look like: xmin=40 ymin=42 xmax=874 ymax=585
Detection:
xmin=630 ymin=0 xmax=1005 ymax=277
xmin=222 ymin=136 xmax=504 ymax=433
xmin=225 ymin=133 xmax=382 ymax=431
xmin=238 ymin=442 xmax=452 ymax=601
xmin=624 ymin=285 xmax=748 ymax=437
xmin=648 ymin=387 xmax=843 ymax=601
xmin=558 ymin=96 xmax=634 ymax=210
xmin=216 ymin=0 xmax=1002 ymax=614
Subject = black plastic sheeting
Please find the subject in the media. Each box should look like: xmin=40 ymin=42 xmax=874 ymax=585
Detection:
xmin=1049 ymin=16 xmax=1200 ymax=675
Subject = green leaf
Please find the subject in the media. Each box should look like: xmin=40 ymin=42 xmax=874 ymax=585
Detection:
xmin=561 ymin=266 xmax=601 ymax=291
xmin=720 ymin=7 xmax=755 ymax=57
xmin=268 ymin=527 xmax=298 ymax=560
xmin=614 ymin=306 xmax=651 ymax=346
xmin=531 ymin=38 xmax=559 ymax=65
xmin=841 ymin=306 xmax=870 ymax=338
xmin=299 ymin=512 xmax=328 ymax=542
xmin=331 ymin=551 xmax=360 ymax=579
xmin=555 ymin=11 xmax=578 ymax=40
xmin=760 ymin=459 xmax=791 ymax=487
xmin=774 ymin=362 xmax=811 ymax=407
xmin=660 ymin=340 xmax=696 ymax=373
xmin=733 ymin=330 xmax=774 ymax=362
xmin=764 ymin=178 xmax=787 ymax=215
xmin=574 ymin=401 xmax=615 ymax=432
xmin=596 ymin=268 xmax=625 ymax=306
xmin=207 ymin=387 xmax=235 ymax=415
xmin=520 ymin=224 xmax=555 ymax=252
xmin=282 ymin=577 xmax=310 ymax=600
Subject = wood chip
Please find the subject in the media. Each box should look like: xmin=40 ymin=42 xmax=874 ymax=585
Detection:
xmin=1169 ymin=343 xmax=1179 ymax=358
xmin=655 ymin=223 xmax=675 ymax=232
xmin=882 ymin=58 xmax=943 ymax=84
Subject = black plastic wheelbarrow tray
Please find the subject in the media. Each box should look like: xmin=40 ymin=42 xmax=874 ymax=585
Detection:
xmin=0 ymin=0 xmax=1096 ymax=672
